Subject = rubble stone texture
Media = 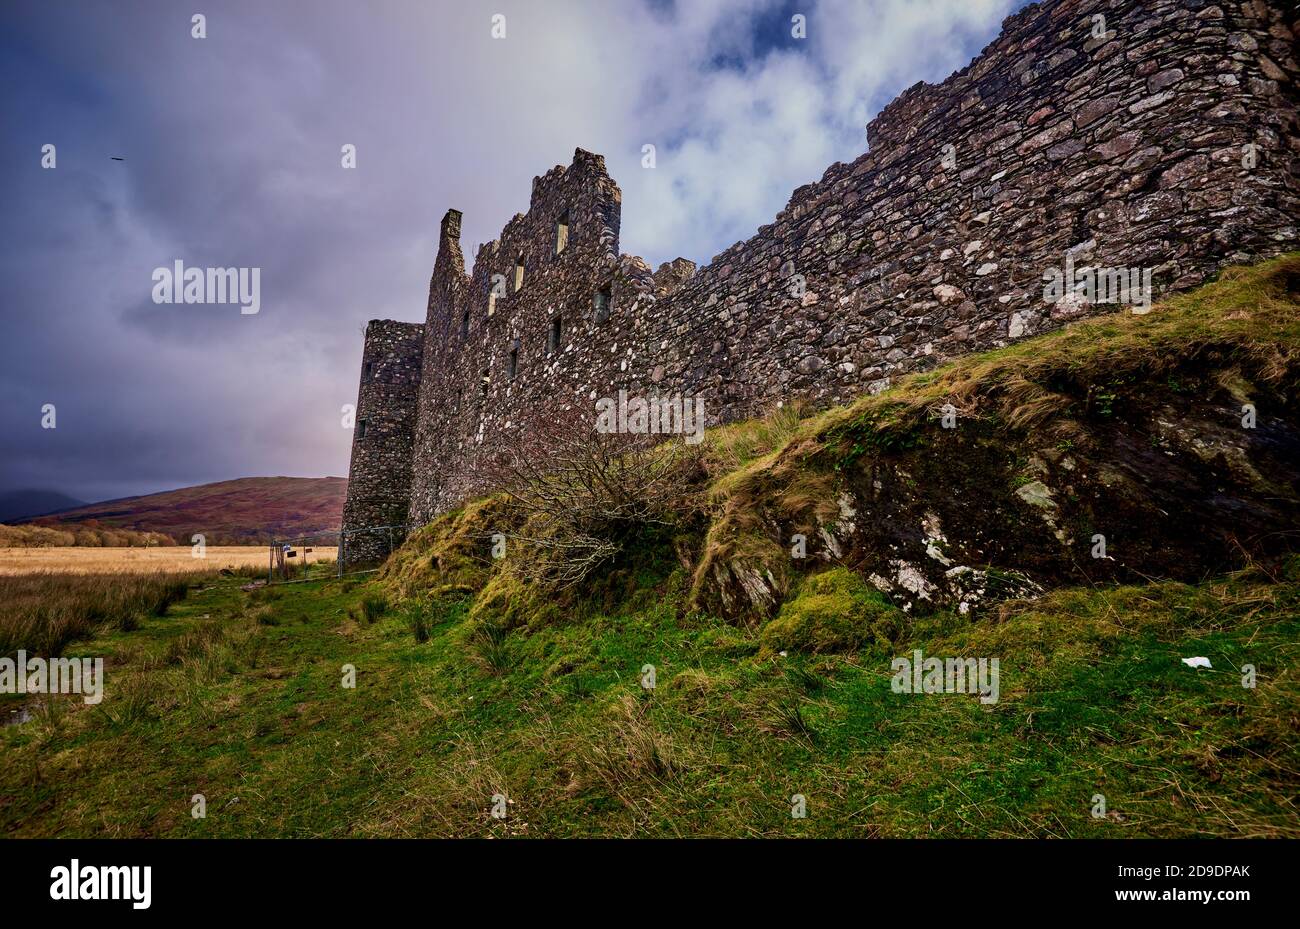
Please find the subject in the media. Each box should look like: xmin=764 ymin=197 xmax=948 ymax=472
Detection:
xmin=340 ymin=320 xmax=424 ymax=561
xmin=344 ymin=0 xmax=1299 ymax=552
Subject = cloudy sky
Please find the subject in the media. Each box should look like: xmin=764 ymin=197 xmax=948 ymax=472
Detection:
xmin=1 ymin=0 xmax=1024 ymax=504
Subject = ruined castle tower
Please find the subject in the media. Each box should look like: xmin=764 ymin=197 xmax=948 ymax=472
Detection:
xmin=339 ymin=320 xmax=424 ymax=562
xmin=343 ymin=0 xmax=1299 ymax=560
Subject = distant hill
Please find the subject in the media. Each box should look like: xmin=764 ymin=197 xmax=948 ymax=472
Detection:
xmin=25 ymin=477 xmax=347 ymax=544
xmin=0 ymin=489 xmax=88 ymax=523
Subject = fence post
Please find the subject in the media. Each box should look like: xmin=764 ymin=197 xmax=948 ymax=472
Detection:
xmin=267 ymin=544 xmax=273 ymax=585
xmin=338 ymin=532 xmax=345 ymax=577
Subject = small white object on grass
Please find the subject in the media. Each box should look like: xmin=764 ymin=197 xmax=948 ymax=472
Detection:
xmin=1181 ymin=656 xmax=1212 ymax=669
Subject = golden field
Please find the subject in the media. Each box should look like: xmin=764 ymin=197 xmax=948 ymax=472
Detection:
xmin=0 ymin=546 xmax=338 ymax=576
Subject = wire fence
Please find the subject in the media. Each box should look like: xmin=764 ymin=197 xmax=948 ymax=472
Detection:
xmin=262 ymin=523 xmax=417 ymax=585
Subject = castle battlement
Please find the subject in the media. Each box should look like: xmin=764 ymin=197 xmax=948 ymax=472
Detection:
xmin=342 ymin=0 xmax=1299 ymax=561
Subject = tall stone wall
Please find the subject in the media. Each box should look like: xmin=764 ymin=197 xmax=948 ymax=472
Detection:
xmin=341 ymin=319 xmax=424 ymax=562
xmin=405 ymin=149 xmax=650 ymax=523
xmin=648 ymin=0 xmax=1299 ymax=415
xmin=345 ymin=0 xmax=1299 ymax=536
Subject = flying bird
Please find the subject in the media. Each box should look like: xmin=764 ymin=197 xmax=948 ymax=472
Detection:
xmin=110 ymin=156 xmax=124 ymax=161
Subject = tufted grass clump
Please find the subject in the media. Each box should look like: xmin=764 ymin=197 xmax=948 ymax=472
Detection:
xmin=378 ymin=496 xmax=510 ymax=599
xmin=248 ymin=604 xmax=279 ymax=626
xmin=406 ymin=603 xmax=430 ymax=643
xmin=360 ymin=594 xmax=388 ymax=624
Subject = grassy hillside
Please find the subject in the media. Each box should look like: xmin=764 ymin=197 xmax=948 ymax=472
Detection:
xmin=3 ymin=257 xmax=1297 ymax=838
xmin=26 ymin=476 xmax=347 ymax=544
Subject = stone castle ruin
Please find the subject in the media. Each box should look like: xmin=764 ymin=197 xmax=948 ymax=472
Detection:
xmin=343 ymin=0 xmax=1298 ymax=561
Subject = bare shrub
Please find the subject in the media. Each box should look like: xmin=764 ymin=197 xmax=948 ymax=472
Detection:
xmin=483 ymin=402 xmax=702 ymax=591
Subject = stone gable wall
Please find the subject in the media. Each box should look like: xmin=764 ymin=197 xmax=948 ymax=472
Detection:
xmin=342 ymin=0 xmax=1299 ymax=537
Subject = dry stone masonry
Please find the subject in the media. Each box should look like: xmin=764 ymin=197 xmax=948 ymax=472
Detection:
xmin=344 ymin=0 xmax=1299 ymax=553
xmin=340 ymin=320 xmax=424 ymax=561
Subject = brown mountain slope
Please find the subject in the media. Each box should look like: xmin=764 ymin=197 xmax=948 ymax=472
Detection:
xmin=26 ymin=477 xmax=347 ymax=544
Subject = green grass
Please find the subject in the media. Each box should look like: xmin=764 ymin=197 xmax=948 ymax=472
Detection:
xmin=2 ymin=560 xmax=1295 ymax=837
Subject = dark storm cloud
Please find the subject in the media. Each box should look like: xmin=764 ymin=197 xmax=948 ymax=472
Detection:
xmin=0 ymin=0 xmax=1016 ymax=504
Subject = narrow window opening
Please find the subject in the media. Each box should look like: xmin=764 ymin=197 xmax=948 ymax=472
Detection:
xmin=555 ymin=212 xmax=570 ymax=255
xmin=357 ymin=419 xmax=368 ymax=439
xmin=480 ymin=368 xmax=490 ymax=397
xmin=513 ymin=256 xmax=525 ymax=292
xmin=593 ymin=286 xmax=612 ymax=325
xmin=488 ymin=273 xmax=503 ymax=316
xmin=363 ymin=361 xmax=374 ymax=380
xmin=461 ymin=310 xmax=470 ymax=341
xmin=508 ymin=347 xmax=518 ymax=380
xmin=548 ymin=316 xmax=562 ymax=354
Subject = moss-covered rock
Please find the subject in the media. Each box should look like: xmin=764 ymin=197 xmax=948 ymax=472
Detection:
xmin=697 ymin=255 xmax=1300 ymax=620
xmin=467 ymin=566 xmax=563 ymax=631
xmin=760 ymin=567 xmax=902 ymax=654
xmin=379 ymin=496 xmax=512 ymax=599
xmin=689 ymin=531 xmax=791 ymax=625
